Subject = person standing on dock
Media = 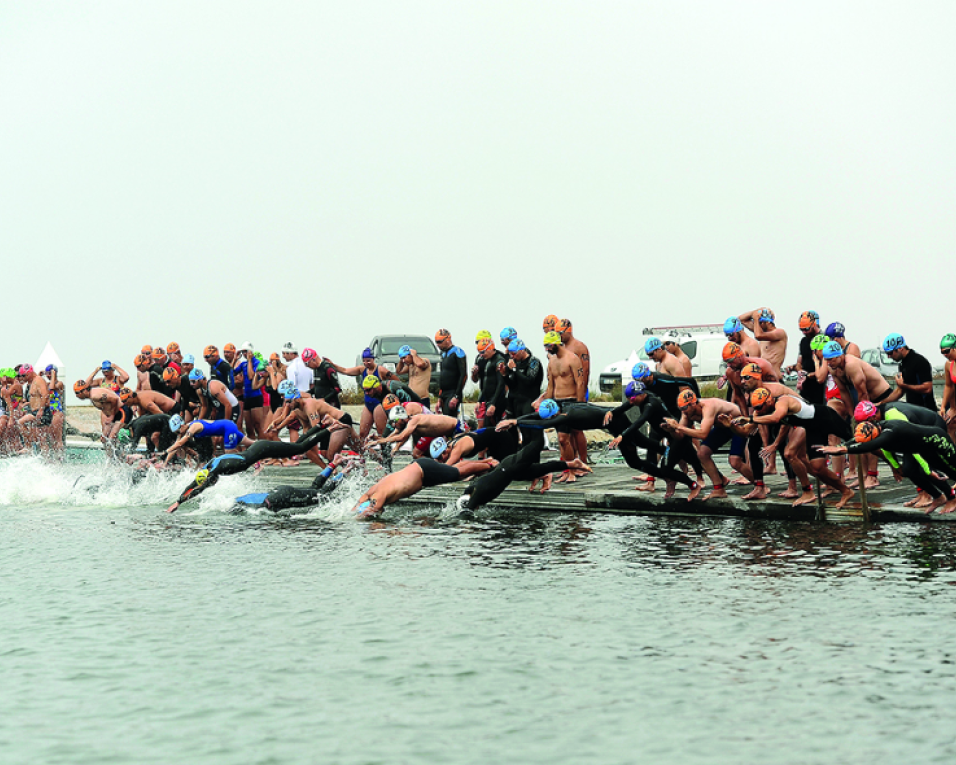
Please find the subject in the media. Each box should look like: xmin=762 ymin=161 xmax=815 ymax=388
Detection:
xmin=881 ymin=334 xmax=937 ymax=413
xmin=738 ymin=308 xmax=787 ymax=376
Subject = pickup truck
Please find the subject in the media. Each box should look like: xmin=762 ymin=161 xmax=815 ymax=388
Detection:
xmin=357 ymin=335 xmax=443 ymax=397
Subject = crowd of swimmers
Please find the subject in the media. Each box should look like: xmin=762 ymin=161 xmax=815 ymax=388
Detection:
xmin=11 ymin=308 xmax=956 ymax=517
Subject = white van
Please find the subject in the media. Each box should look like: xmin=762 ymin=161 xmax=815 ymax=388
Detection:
xmin=598 ymin=325 xmax=729 ymax=397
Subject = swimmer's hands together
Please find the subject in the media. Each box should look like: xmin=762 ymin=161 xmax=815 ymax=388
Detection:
xmin=662 ymin=418 xmax=679 ymax=432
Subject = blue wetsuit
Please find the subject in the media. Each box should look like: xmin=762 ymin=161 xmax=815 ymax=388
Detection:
xmin=192 ymin=419 xmax=244 ymax=450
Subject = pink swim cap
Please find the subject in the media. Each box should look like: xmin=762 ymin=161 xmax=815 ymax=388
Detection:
xmin=854 ymin=401 xmax=878 ymax=422
xmin=301 ymin=348 xmax=318 ymax=362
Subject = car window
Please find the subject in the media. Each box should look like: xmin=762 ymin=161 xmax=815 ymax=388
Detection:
xmin=680 ymin=341 xmax=697 ymax=360
xmin=862 ymin=350 xmax=878 ymax=366
xmin=380 ymin=337 xmax=433 ymax=355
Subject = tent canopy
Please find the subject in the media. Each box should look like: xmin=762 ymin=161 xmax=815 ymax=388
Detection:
xmin=35 ymin=341 xmax=64 ymax=372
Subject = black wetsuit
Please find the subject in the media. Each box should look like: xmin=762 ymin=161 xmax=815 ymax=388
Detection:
xmin=311 ymin=360 xmax=342 ymax=407
xmin=798 ymin=335 xmax=825 ymax=405
xmin=645 ymin=373 xmax=700 ymax=418
xmin=845 ymin=420 xmax=956 ymax=483
xmin=897 ymin=350 xmax=937 ymax=411
xmin=128 ymin=413 xmax=178 ymax=454
xmin=209 ymin=358 xmax=234 ymax=390
xmin=478 ymin=351 xmax=508 ymax=424
xmin=386 ymin=381 xmax=422 ymax=405
xmin=234 ymin=463 xmax=345 ymax=512
xmin=870 ymin=407 xmax=953 ymax=499
xmin=784 ymin=404 xmax=851 ymax=453
xmin=148 ymin=364 xmax=174 ymax=399
xmin=505 ymin=353 xmax=544 ymax=417
xmin=450 ymin=427 xmax=520 ymax=462
xmin=172 ymin=426 xmax=330 ymax=508
xmin=609 ymin=394 xmax=699 ymax=487
xmin=438 ymin=345 xmax=467 ymax=419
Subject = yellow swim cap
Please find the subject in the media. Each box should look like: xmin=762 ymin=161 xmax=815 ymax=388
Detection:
xmin=195 ymin=468 xmax=210 ymax=485
xmin=362 ymin=375 xmax=381 ymax=391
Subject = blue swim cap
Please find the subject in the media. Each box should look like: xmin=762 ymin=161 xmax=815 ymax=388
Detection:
xmin=500 ymin=326 xmax=517 ymax=342
xmin=759 ymin=308 xmax=775 ymax=323
xmin=644 ymin=337 xmax=663 ymax=355
xmin=168 ymin=414 xmax=184 ymax=433
xmin=723 ymin=317 xmax=743 ymax=335
xmin=362 ymin=348 xmax=375 ymax=360
xmin=45 ymin=364 xmax=58 ymax=374
xmin=822 ymin=341 xmax=844 ymax=360
xmin=631 ymin=362 xmax=651 ymax=380
xmin=624 ymin=381 xmax=646 ymax=399
xmin=825 ymin=322 xmax=845 ymax=339
xmin=101 ymin=360 xmax=112 ymax=370
xmin=507 ymin=338 xmax=526 ymax=353
xmin=182 ymin=354 xmax=195 ymax=365
xmin=429 ymin=436 xmax=448 ymax=459
xmin=284 ymin=388 xmax=301 ymax=401
xmin=277 ymin=379 xmax=296 ymax=397
xmin=188 ymin=369 xmax=205 ymax=381
xmin=398 ymin=345 xmax=412 ymax=358
xmin=882 ymin=333 xmax=905 ymax=352
xmin=538 ymin=399 xmax=560 ymax=419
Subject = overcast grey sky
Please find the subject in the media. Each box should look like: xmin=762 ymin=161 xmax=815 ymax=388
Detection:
xmin=2 ymin=2 xmax=953 ymax=398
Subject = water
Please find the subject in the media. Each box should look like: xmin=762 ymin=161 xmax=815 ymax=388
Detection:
xmin=2 ymin=456 xmax=956 ymax=765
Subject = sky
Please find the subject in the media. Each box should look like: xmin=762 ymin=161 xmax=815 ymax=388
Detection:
xmin=2 ymin=2 xmax=954 ymax=401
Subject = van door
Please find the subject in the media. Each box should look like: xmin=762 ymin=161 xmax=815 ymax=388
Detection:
xmin=681 ymin=340 xmax=698 ymax=374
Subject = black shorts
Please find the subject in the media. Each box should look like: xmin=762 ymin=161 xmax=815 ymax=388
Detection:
xmin=244 ymin=396 xmax=263 ymax=410
xmin=39 ymin=407 xmax=53 ymax=427
xmin=415 ymin=457 xmax=462 ymax=488
xmin=339 ymin=412 xmax=353 ymax=427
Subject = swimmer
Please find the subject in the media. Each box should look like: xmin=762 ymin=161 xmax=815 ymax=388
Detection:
xmin=738 ymin=308 xmax=788 ymax=375
xmin=503 ymin=339 xmax=544 ymax=418
xmin=723 ymin=316 xmax=762 ymax=360
xmin=73 ymin=379 xmax=132 ymax=442
xmin=119 ymin=387 xmax=177 ymax=415
xmin=644 ymin=337 xmax=686 ymax=378
xmin=434 ymin=329 xmax=467 ymax=420
xmin=395 ymin=345 xmax=433 ymax=406
xmin=161 ymin=417 xmax=255 ymax=468
xmin=535 ymin=331 xmax=585 ymax=476
xmin=189 ymin=369 xmax=239 ymax=423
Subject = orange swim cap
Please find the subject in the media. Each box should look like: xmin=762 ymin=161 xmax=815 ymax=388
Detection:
xmin=269 ymin=352 xmax=279 ymax=362
xmin=73 ymin=380 xmax=89 ymax=394
xmin=740 ymin=363 xmax=762 ymax=380
xmin=435 ymin=329 xmax=451 ymax=343
xmin=166 ymin=342 xmax=180 ymax=354
xmin=223 ymin=343 xmax=236 ymax=353
xmin=722 ymin=342 xmax=744 ymax=362
xmin=382 ymin=393 xmax=400 ymax=411
xmin=855 ymin=421 xmax=881 ymax=443
xmin=477 ymin=338 xmax=493 ymax=353
xmin=677 ymin=389 xmax=698 ymax=410
xmin=542 ymin=315 xmax=558 ymax=332
xmin=118 ymin=387 xmax=134 ymax=403
xmin=556 ymin=318 xmax=572 ymax=333
xmin=798 ymin=311 xmax=817 ymax=330
xmin=134 ymin=354 xmax=149 ymax=367
xmin=151 ymin=348 xmax=166 ymax=360
xmin=203 ymin=345 xmax=218 ymax=357
xmin=750 ymin=388 xmax=773 ymax=408
xmin=163 ymin=367 xmax=180 ymax=383
xmin=140 ymin=344 xmax=152 ymax=355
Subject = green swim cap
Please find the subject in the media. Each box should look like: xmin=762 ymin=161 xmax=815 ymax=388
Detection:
xmin=810 ymin=334 xmax=829 ymax=352
xmin=1 ymin=368 xmax=13 ymax=378
xmin=117 ymin=429 xmax=131 ymax=444
xmin=941 ymin=333 xmax=956 ymax=351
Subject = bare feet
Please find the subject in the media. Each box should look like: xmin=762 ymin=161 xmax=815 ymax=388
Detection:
xmin=687 ymin=482 xmax=702 ymax=501
xmin=939 ymin=498 xmax=956 ymax=514
xmin=792 ymin=489 xmax=817 ymax=507
xmin=567 ymin=458 xmax=592 ymax=474
xmin=731 ymin=477 xmax=751 ymax=486
xmin=778 ymin=488 xmax=799 ymax=499
xmin=529 ymin=474 xmax=553 ymax=493
xmin=635 ymin=479 xmax=656 ymax=493
xmin=703 ymin=482 xmax=728 ymax=501
xmin=864 ymin=477 xmax=879 ymax=489
xmin=743 ymin=484 xmax=769 ymax=500
xmin=834 ymin=488 xmax=855 ymax=509
xmin=922 ymin=494 xmax=947 ymax=514
xmin=820 ymin=486 xmax=837 ymax=498
xmin=663 ymin=481 xmax=677 ymax=499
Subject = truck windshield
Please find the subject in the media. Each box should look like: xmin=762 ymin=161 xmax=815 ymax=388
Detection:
xmin=380 ymin=337 xmax=429 ymax=355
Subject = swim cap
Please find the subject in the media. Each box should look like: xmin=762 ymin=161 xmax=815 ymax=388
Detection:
xmin=822 ymin=341 xmax=844 ymax=360
xmin=269 ymin=352 xmax=279 ymax=362
xmin=721 ymin=342 xmax=744 ymax=362
xmin=538 ymin=399 xmax=559 ymax=419
xmin=631 ymin=362 xmax=651 ymax=380
xmin=163 ymin=367 xmax=180 ymax=383
xmin=477 ymin=338 xmax=493 ymax=353
xmin=542 ymin=315 xmax=558 ymax=332
xmin=556 ymin=319 xmax=572 ymax=334
xmin=166 ymin=342 xmax=180 ymax=354
xmin=239 ymin=341 xmax=254 ymax=353
xmin=723 ymin=317 xmax=743 ymax=335
xmin=134 ymin=354 xmax=149 ymax=367
xmin=223 ymin=343 xmax=236 ymax=353
xmin=798 ymin=311 xmax=819 ymax=330
xmin=475 ymin=330 xmax=492 ymax=342
xmin=73 ymin=380 xmax=90 ymax=393
xmin=281 ymin=342 xmax=298 ymax=354
xmin=45 ymin=364 xmax=57 ymax=374
xmin=101 ymin=360 xmax=112 ymax=370
xmin=117 ymin=428 xmax=131 ymax=444
xmin=758 ymin=308 xmax=775 ymax=323
xmin=151 ymin=348 xmax=166 ymax=360
xmin=825 ymin=322 xmax=845 ymax=339
xmin=188 ymin=369 xmax=205 ymax=382
xmin=168 ymin=414 xmax=184 ymax=433
xmin=624 ymin=381 xmax=646 ymax=399
xmin=398 ymin=345 xmax=412 ymax=358
xmin=361 ymin=348 xmax=375 ymax=360
xmin=19 ymin=364 xmax=33 ymax=375
xmin=203 ymin=345 xmax=218 ymax=357
xmin=854 ymin=401 xmax=879 ymax=422
xmin=500 ymin=326 xmax=517 ymax=342
xmin=389 ymin=405 xmax=408 ymax=423
xmin=740 ymin=363 xmax=762 ymax=380
xmin=277 ymin=379 xmax=296 ymax=397
xmin=182 ymin=354 xmax=195 ymax=365
xmin=284 ymin=388 xmax=301 ymax=401
xmin=362 ymin=375 xmax=381 ymax=390
xmin=882 ymin=333 xmax=905 ymax=352
xmin=382 ymin=393 xmax=401 ymax=411
xmin=854 ymin=421 xmax=881 ymax=443
xmin=810 ymin=334 xmax=830 ymax=352
xmin=195 ymin=468 xmax=210 ymax=486
xmin=508 ymin=339 xmax=526 ymax=353
xmin=677 ymin=389 xmax=698 ymax=410
xmin=141 ymin=345 xmax=153 ymax=355
xmin=750 ymin=388 xmax=773 ymax=408
xmin=543 ymin=331 xmax=563 ymax=346
xmin=940 ymin=333 xmax=956 ymax=351
xmin=435 ymin=329 xmax=451 ymax=343
xmin=644 ymin=337 xmax=663 ymax=355
xmin=301 ymin=348 xmax=318 ymax=362
xmin=119 ymin=387 xmax=134 ymax=403
xmin=429 ymin=437 xmax=448 ymax=459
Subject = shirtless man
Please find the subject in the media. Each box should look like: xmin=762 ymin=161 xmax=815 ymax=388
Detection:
xmin=723 ymin=317 xmax=762 ymax=360
xmin=370 ymin=407 xmax=465 ymax=456
xmin=535 ymin=331 xmax=586 ymax=476
xmin=269 ymin=388 xmax=357 ymax=464
xmin=722 ymin=342 xmax=778 ymax=413
xmin=824 ymin=323 xmax=861 ymax=357
xmin=352 ymin=457 xmax=495 ymax=518
xmin=74 ymin=379 xmax=130 ymax=442
xmin=166 ymin=342 xmax=183 ymax=367
xmin=823 ymin=341 xmax=891 ymax=488
xmin=663 ymin=340 xmax=693 ymax=376
xmin=557 ymin=319 xmax=591 ymax=461
xmin=15 ymin=365 xmax=51 ymax=451
xmin=739 ymin=308 xmax=787 ymax=375
xmin=132 ymin=354 xmax=153 ymax=391
xmin=644 ymin=337 xmax=686 ymax=377
xmin=395 ymin=345 xmax=432 ymax=405
xmin=661 ymin=389 xmax=751 ymax=501
xmin=119 ymin=387 xmax=177 ymax=415
xmin=189 ymin=369 xmax=238 ymax=423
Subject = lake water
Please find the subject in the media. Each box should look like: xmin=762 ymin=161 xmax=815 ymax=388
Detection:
xmin=2 ymin=456 xmax=955 ymax=764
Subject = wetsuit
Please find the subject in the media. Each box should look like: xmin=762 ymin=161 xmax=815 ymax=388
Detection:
xmin=234 ymin=464 xmax=346 ymax=512
xmin=184 ymin=419 xmax=245 ymax=450
xmin=128 ymin=413 xmax=178 ymax=454
xmin=873 ymin=405 xmax=953 ymax=500
xmin=505 ymin=353 xmax=544 ymax=417
xmin=843 ymin=420 xmax=956 ymax=484
xmin=897 ymin=350 xmax=937 ymax=411
xmin=645 ymin=373 xmax=700 ymax=418
xmin=148 ymin=364 xmax=174 ymax=399
xmin=199 ymin=382 xmax=239 ymax=422
xmin=177 ymin=381 xmax=201 ymax=419
xmin=311 ymin=360 xmax=342 ymax=407
xmin=173 ymin=425 xmax=330 ymax=507
xmin=209 ymin=358 xmax=234 ymax=390
xmin=450 ymin=427 xmax=520 ymax=462
xmin=798 ymin=335 xmax=825 ymax=405
xmin=438 ymin=345 xmax=467 ymax=419
xmin=477 ymin=351 xmax=508 ymax=425
xmin=386 ymin=380 xmax=422 ymax=405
